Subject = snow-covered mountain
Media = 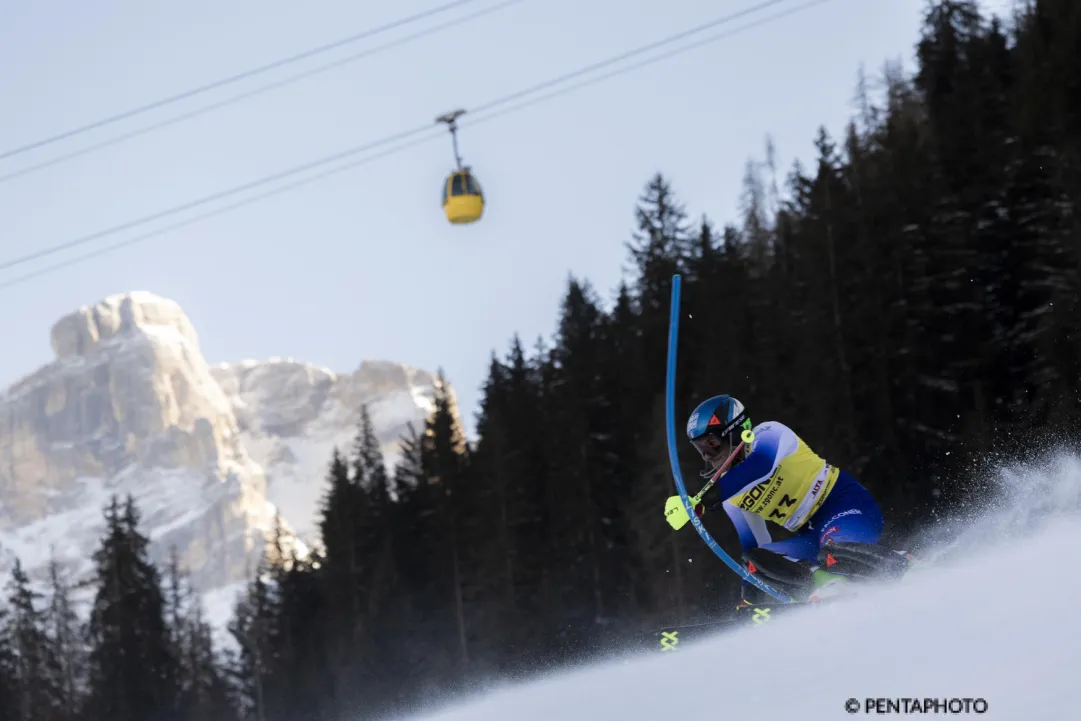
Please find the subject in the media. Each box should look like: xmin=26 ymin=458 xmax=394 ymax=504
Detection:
xmin=0 ymin=291 xmax=445 ymax=618
xmin=210 ymin=357 xmax=441 ymax=544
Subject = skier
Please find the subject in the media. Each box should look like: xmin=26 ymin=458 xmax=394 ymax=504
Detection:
xmin=681 ymin=394 xmax=901 ymax=604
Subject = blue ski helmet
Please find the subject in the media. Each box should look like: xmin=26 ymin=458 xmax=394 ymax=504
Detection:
xmin=685 ymin=395 xmax=752 ymax=474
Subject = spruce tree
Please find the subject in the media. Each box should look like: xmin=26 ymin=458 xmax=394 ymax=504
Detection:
xmin=6 ymin=560 xmax=64 ymax=721
xmin=315 ymin=446 xmax=366 ymax=709
xmin=227 ymin=568 xmax=276 ymax=721
xmin=420 ymin=374 xmax=471 ymax=677
xmin=180 ymin=602 xmax=234 ymax=721
xmin=84 ymin=496 xmax=179 ymax=721
xmin=457 ymin=358 xmax=521 ymax=674
xmin=542 ymin=277 xmax=633 ymax=650
xmin=0 ymin=592 xmax=20 ymax=721
xmin=490 ymin=337 xmax=554 ymax=663
xmin=45 ymin=559 xmax=86 ymax=717
xmin=351 ymin=405 xmax=395 ymax=638
xmin=384 ymin=423 xmax=436 ymax=705
xmin=165 ymin=551 xmax=234 ymax=721
xmin=265 ymin=549 xmax=331 ymax=721
xmin=313 ymin=407 xmax=400 ymax=718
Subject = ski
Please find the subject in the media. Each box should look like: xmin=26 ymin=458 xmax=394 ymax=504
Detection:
xmin=651 ymin=602 xmax=805 ymax=652
xmin=649 ymin=592 xmax=870 ymax=652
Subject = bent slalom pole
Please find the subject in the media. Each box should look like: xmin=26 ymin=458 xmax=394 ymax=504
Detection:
xmin=664 ymin=273 xmax=793 ymax=603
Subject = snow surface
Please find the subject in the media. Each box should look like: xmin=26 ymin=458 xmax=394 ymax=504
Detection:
xmin=403 ymin=451 xmax=1081 ymax=721
xmin=202 ymin=579 xmax=248 ymax=651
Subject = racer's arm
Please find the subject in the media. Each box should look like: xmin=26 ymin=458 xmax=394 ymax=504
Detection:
xmin=713 ymin=422 xmax=788 ymax=501
xmin=723 ymin=502 xmax=772 ymax=551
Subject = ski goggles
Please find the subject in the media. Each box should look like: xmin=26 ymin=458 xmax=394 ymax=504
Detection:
xmin=691 ymin=433 xmax=736 ymax=464
xmin=690 ymin=417 xmax=752 ymax=465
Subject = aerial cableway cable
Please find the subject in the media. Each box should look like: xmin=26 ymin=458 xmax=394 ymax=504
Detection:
xmin=0 ymin=0 xmax=531 ymax=185
xmin=0 ymin=0 xmax=831 ymax=291
xmin=0 ymin=0 xmax=486 ymax=162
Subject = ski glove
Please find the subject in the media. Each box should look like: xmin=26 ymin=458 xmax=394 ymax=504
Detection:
xmin=697 ymin=482 xmax=725 ymax=512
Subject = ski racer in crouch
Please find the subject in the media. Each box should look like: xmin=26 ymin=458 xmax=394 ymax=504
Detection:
xmin=677 ymin=394 xmax=907 ymax=605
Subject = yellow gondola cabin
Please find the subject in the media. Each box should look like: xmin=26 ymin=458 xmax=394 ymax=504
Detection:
xmin=442 ymin=168 xmax=484 ymax=224
xmin=436 ymin=109 xmax=484 ymax=225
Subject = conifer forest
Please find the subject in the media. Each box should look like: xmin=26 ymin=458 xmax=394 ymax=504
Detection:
xmin=3 ymin=2 xmax=1081 ymax=719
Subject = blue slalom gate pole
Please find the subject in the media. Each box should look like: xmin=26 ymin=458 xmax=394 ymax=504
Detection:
xmin=665 ymin=273 xmax=793 ymax=603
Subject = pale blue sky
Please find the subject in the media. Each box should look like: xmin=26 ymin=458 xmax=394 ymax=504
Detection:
xmin=0 ymin=0 xmax=1013 ymax=436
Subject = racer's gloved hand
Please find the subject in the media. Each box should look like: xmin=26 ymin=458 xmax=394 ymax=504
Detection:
xmin=698 ymin=481 xmax=725 ymax=512
xmin=663 ymin=495 xmax=706 ymax=529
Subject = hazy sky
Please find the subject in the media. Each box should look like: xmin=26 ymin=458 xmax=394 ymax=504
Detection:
xmin=0 ymin=0 xmax=1014 ymax=436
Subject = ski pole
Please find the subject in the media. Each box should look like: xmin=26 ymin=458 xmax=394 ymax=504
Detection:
xmin=664 ymin=440 xmax=746 ymax=530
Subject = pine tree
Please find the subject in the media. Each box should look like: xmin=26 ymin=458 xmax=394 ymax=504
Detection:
xmin=317 ymin=447 xmax=364 ymax=605
xmin=84 ymin=496 xmax=179 ymax=721
xmin=315 ymin=446 xmax=367 ymax=710
xmin=180 ymin=602 xmax=234 ymax=721
xmin=1011 ymin=0 xmax=1081 ymax=434
xmin=45 ymin=559 xmax=85 ymax=717
xmin=625 ymin=174 xmax=693 ymax=405
xmin=227 ymin=568 xmax=276 ymax=721
xmin=596 ymin=283 xmax=645 ymax=619
xmin=541 ymin=277 xmax=634 ymax=651
xmin=351 ymin=405 xmax=396 ymax=640
xmin=0 ymin=591 xmax=21 ymax=721
xmin=512 ymin=340 xmax=563 ymax=662
xmin=380 ymin=379 xmax=474 ymax=707
xmin=841 ymin=64 xmax=938 ymax=520
xmin=383 ymin=423 xmax=436 ymax=708
xmin=1012 ymin=0 xmax=1081 ymax=164
xmin=627 ymin=173 xmax=693 ymax=305
xmin=6 ymin=560 xmax=64 ymax=721
xmin=165 ymin=549 xmax=188 ymax=693
xmin=313 ymin=406 xmax=401 ymax=718
xmin=420 ymin=374 xmax=471 ymax=676
xmin=265 ymin=549 xmax=331 ymax=721
xmin=165 ymin=551 xmax=234 ymax=721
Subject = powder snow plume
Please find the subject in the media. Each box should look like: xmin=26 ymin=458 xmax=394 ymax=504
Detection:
xmin=401 ymin=450 xmax=1081 ymax=721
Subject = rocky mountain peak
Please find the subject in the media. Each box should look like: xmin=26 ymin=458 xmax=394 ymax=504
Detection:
xmin=0 ymin=291 xmax=443 ymax=625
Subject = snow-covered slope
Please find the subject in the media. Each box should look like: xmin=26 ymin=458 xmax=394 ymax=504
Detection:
xmin=0 ymin=291 xmax=445 ymax=617
xmin=409 ymin=452 xmax=1081 ymax=721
